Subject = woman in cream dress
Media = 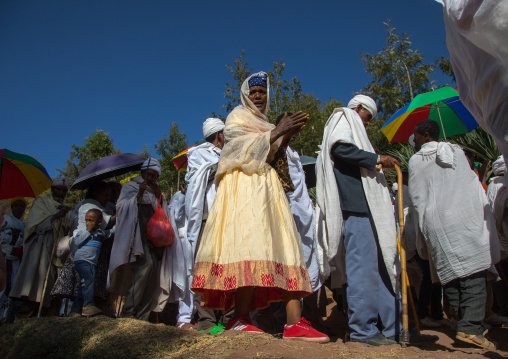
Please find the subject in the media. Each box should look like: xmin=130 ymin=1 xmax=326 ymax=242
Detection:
xmin=192 ymin=72 xmax=329 ymax=341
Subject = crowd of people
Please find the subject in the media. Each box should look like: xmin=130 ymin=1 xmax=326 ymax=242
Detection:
xmin=0 ymin=69 xmax=507 ymax=351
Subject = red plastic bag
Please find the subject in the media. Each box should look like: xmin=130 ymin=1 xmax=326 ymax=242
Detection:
xmin=146 ymin=195 xmax=175 ymax=247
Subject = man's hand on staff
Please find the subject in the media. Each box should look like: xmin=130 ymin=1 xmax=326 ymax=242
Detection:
xmin=270 ymin=111 xmax=308 ymax=144
xmin=379 ymin=155 xmax=400 ymax=168
xmin=137 ymin=182 xmax=148 ymax=201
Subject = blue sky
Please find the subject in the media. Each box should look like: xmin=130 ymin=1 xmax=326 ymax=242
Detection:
xmin=1 ymin=0 xmax=450 ymax=177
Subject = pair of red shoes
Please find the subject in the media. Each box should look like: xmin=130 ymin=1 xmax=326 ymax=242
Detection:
xmin=225 ymin=316 xmax=330 ymax=343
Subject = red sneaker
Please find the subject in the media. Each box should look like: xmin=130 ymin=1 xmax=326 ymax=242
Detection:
xmin=225 ymin=316 xmax=265 ymax=333
xmin=283 ymin=318 xmax=330 ymax=343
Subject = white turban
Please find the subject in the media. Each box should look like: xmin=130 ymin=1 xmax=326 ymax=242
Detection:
xmin=203 ymin=118 xmax=225 ymax=139
xmin=141 ymin=157 xmax=161 ymax=175
xmin=52 ymin=178 xmax=68 ymax=187
xmin=493 ymin=155 xmax=506 ymax=176
xmin=347 ymin=94 xmax=378 ymax=119
xmin=392 ymin=183 xmax=398 ymax=192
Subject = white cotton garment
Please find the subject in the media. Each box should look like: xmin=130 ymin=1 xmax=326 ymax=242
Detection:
xmin=286 ymin=147 xmax=321 ymax=291
xmin=185 ymin=142 xmax=221 ymax=264
xmin=438 ymin=0 xmax=508 ymax=166
xmin=409 ymin=141 xmax=500 ymax=284
xmin=315 ymin=107 xmax=399 ymax=291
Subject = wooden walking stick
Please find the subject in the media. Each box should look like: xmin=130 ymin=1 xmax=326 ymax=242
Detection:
xmin=394 ymin=163 xmax=410 ymax=344
xmin=396 ymin=233 xmax=420 ymax=334
xmin=38 ymin=217 xmax=64 ymax=317
xmin=377 ymin=163 xmax=411 ymax=343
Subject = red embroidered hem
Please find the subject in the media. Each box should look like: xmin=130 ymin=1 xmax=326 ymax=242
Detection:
xmin=191 ymin=260 xmax=312 ymax=311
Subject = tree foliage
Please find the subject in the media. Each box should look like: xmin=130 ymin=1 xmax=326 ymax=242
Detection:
xmin=57 ymin=129 xmax=120 ymax=207
xmin=360 ymin=22 xmax=435 ymax=122
xmin=154 ymin=122 xmax=188 ymax=197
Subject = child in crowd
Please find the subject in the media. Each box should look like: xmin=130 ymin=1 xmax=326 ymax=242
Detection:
xmin=69 ymin=208 xmax=105 ymax=317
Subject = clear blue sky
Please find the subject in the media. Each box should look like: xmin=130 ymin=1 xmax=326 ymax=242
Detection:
xmin=1 ymin=0 xmax=449 ymax=177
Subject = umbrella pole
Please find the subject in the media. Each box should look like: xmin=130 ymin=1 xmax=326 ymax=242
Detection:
xmin=38 ymin=218 xmax=64 ymax=317
xmin=177 ymin=171 xmax=180 ymax=189
xmin=395 ymin=164 xmax=410 ymax=344
xmin=436 ymin=103 xmax=447 ymax=141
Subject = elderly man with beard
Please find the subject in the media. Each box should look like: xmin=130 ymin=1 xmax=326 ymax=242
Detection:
xmin=10 ymin=178 xmax=74 ymax=314
xmin=109 ymin=158 xmax=184 ymax=321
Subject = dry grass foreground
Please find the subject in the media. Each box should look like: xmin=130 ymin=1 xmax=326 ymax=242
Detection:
xmin=0 ymin=316 xmax=507 ymax=359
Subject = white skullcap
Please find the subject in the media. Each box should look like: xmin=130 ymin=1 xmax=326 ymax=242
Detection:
xmin=347 ymin=94 xmax=378 ymax=119
xmin=392 ymin=183 xmax=398 ymax=192
xmin=203 ymin=118 xmax=225 ymax=139
xmin=141 ymin=157 xmax=161 ymax=175
xmin=52 ymin=178 xmax=69 ymax=187
xmin=492 ymin=155 xmax=506 ymax=175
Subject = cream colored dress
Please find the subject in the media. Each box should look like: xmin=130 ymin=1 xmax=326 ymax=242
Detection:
xmin=192 ymin=73 xmax=311 ymax=311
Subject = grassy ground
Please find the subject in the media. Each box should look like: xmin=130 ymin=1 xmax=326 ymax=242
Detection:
xmin=1 ymin=316 xmax=506 ymax=359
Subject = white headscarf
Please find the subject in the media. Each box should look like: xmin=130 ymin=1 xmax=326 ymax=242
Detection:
xmin=392 ymin=183 xmax=398 ymax=192
xmin=52 ymin=177 xmax=69 ymax=187
xmin=347 ymin=94 xmax=378 ymax=119
xmin=141 ymin=157 xmax=161 ymax=175
xmin=493 ymin=155 xmax=506 ymax=176
xmin=202 ymin=118 xmax=225 ymax=139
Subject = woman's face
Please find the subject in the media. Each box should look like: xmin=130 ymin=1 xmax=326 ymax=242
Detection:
xmin=11 ymin=200 xmax=26 ymax=219
xmin=248 ymin=86 xmax=268 ymax=113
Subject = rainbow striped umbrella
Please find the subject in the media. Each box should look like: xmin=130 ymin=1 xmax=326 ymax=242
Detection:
xmin=171 ymin=145 xmax=196 ymax=171
xmin=0 ymin=149 xmax=52 ymax=199
xmin=380 ymin=87 xmax=478 ymax=143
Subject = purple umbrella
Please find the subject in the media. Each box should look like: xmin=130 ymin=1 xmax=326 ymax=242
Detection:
xmin=71 ymin=153 xmax=147 ymax=190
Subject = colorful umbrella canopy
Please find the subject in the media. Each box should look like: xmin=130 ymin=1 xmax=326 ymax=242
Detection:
xmin=0 ymin=149 xmax=52 ymax=199
xmin=171 ymin=145 xmax=196 ymax=171
xmin=380 ymin=87 xmax=479 ymax=143
xmin=71 ymin=153 xmax=147 ymax=190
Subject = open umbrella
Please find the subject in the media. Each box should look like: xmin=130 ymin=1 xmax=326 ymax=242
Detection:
xmin=71 ymin=153 xmax=147 ymax=190
xmin=380 ymin=87 xmax=478 ymax=143
xmin=0 ymin=149 xmax=52 ymax=199
xmin=171 ymin=145 xmax=196 ymax=171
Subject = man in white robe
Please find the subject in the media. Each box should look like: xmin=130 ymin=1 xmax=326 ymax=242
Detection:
xmin=109 ymin=158 xmax=184 ymax=321
xmin=10 ymin=178 xmax=74 ymax=312
xmin=315 ymin=95 xmax=403 ymax=346
xmin=409 ymin=120 xmax=500 ymax=349
xmin=438 ymin=0 xmax=508 ymax=174
xmin=487 ymin=156 xmax=508 ymax=260
xmin=275 ymin=113 xmax=321 ymax=292
xmin=185 ymin=117 xmax=227 ymax=331
xmin=169 ymin=184 xmax=194 ymax=329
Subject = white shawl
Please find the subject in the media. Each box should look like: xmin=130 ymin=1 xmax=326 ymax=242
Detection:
xmin=487 ymin=176 xmax=508 ymax=259
xmin=286 ymin=146 xmax=321 ymax=291
xmin=409 ymin=141 xmax=500 ymax=284
xmin=438 ymin=0 xmax=508 ymax=167
xmin=169 ymin=191 xmax=193 ymax=277
xmin=315 ymin=107 xmax=399 ymax=290
xmin=185 ymin=142 xmax=221 ymax=259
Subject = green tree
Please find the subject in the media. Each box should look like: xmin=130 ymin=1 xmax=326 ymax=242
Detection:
xmin=154 ymin=122 xmax=188 ymax=197
xmin=57 ymin=129 xmax=120 ymax=207
xmin=436 ymin=56 xmax=456 ymax=84
xmin=360 ymin=21 xmax=435 ymax=122
xmin=223 ymin=50 xmax=253 ymax=113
